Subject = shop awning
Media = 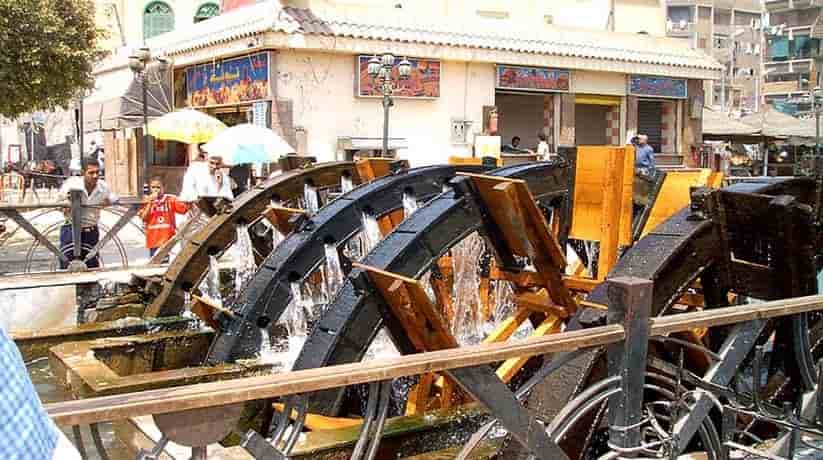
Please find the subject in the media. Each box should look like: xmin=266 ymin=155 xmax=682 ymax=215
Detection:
xmin=83 ymin=65 xmax=173 ymax=132
xmin=702 ymin=107 xmax=760 ymax=137
xmin=740 ymin=107 xmax=817 ymax=138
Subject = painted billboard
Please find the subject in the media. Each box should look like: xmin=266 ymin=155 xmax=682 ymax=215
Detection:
xmin=628 ymin=75 xmax=687 ymax=99
xmin=496 ymin=65 xmax=571 ymax=92
xmin=186 ymin=52 xmax=270 ymax=107
xmin=357 ymin=56 xmax=440 ymax=98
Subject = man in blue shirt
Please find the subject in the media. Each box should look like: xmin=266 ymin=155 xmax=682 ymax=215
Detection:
xmin=0 ymin=325 xmax=80 ymax=459
xmin=635 ymin=134 xmax=655 ymax=172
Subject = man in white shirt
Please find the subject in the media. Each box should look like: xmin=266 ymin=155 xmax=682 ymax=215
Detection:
xmin=179 ymin=154 xmax=233 ymax=203
xmin=58 ymin=159 xmax=118 ymax=269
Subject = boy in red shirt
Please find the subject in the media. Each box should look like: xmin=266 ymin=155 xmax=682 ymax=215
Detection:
xmin=139 ymin=177 xmax=189 ymax=259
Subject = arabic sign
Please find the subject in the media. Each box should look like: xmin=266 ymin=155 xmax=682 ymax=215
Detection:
xmin=628 ymin=75 xmax=687 ymax=99
xmin=496 ymin=65 xmax=571 ymax=92
xmin=186 ymin=52 xmax=270 ymax=107
xmin=357 ymin=56 xmax=440 ymax=98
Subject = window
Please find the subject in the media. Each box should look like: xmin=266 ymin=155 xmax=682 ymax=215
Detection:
xmin=667 ymin=6 xmax=692 ymax=24
xmin=144 ymin=2 xmax=174 ymax=40
xmin=195 ymin=3 xmax=219 ymax=23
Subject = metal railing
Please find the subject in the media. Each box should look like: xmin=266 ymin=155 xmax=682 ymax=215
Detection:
xmin=42 ymin=278 xmax=823 ymax=459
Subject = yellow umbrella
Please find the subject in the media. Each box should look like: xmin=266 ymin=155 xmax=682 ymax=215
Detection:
xmin=147 ymin=109 xmax=227 ymax=144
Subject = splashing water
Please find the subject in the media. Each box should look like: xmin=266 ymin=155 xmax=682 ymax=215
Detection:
xmin=451 ymin=234 xmax=486 ymax=345
xmin=365 ymin=328 xmax=400 ymax=360
xmin=283 ymin=281 xmax=309 ymax=337
xmin=402 ymin=192 xmax=419 ymax=219
xmin=303 ymin=183 xmax=320 ymax=215
xmin=182 ymin=291 xmax=195 ymax=320
xmin=323 ymin=243 xmax=345 ymax=302
xmin=278 ymin=281 xmax=313 ymax=369
xmin=202 ymin=255 xmax=222 ymax=307
xmin=361 ymin=212 xmax=383 ymax=253
xmin=341 ymin=175 xmax=354 ymax=193
xmin=258 ymin=327 xmax=279 ymax=365
xmin=232 ymin=224 xmax=257 ymax=297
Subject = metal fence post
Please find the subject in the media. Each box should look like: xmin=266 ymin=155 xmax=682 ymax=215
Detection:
xmin=606 ymin=276 xmax=653 ymax=457
xmin=70 ymin=189 xmax=83 ymax=262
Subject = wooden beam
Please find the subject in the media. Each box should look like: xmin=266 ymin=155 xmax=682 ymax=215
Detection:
xmin=496 ymin=315 xmax=562 ymax=383
xmin=457 ymin=173 xmax=577 ymax=313
xmin=562 ymin=275 xmax=601 ymax=293
xmin=596 ymin=147 xmax=625 ymax=279
xmin=515 ymin=289 xmax=569 ymax=318
xmin=272 ymin=403 xmax=362 ymax=431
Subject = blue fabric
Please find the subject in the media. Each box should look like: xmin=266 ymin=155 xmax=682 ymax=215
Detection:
xmin=0 ymin=326 xmax=58 ymax=459
xmin=635 ymin=144 xmax=656 ymax=169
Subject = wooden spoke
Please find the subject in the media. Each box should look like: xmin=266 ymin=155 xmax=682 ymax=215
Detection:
xmin=272 ymin=403 xmax=362 ymax=431
xmin=355 ymin=158 xmax=407 ymax=182
xmin=496 ymin=315 xmax=563 ymax=383
xmin=263 ymin=205 xmax=306 ymax=235
xmin=190 ymin=295 xmax=235 ymax=330
xmin=458 ymin=173 xmax=577 ymax=314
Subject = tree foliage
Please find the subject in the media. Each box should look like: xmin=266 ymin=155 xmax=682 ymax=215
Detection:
xmin=0 ymin=0 xmax=103 ymax=118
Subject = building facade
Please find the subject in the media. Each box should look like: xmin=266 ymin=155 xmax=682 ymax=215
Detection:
xmin=85 ymin=0 xmax=719 ymax=195
xmin=665 ymin=0 xmax=764 ymax=114
xmin=762 ymin=0 xmax=823 ymax=117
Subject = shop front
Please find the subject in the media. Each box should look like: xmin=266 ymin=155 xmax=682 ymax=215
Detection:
xmin=626 ymin=75 xmax=689 ymax=162
xmin=155 ymin=51 xmax=275 ymax=193
xmin=493 ymin=65 xmax=569 ymax=153
xmin=574 ymin=94 xmax=622 ymax=146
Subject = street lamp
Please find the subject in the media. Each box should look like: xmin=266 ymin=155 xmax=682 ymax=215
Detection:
xmin=366 ymin=53 xmax=412 ymax=157
xmin=128 ymin=47 xmax=170 ymax=196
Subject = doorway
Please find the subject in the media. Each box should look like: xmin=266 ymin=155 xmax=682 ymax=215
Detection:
xmin=575 ymin=104 xmax=609 ymax=145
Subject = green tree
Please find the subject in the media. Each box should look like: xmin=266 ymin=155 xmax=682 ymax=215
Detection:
xmin=0 ymin=0 xmax=103 ymax=118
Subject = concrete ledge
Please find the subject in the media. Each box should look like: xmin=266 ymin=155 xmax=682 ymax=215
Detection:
xmin=13 ymin=316 xmax=192 ymax=361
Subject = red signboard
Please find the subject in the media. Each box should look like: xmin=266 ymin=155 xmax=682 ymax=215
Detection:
xmin=221 ymin=0 xmax=257 ymax=12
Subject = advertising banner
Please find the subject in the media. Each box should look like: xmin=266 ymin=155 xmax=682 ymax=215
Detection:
xmin=186 ymin=52 xmax=270 ymax=107
xmin=357 ymin=56 xmax=440 ymax=98
xmin=496 ymin=65 xmax=571 ymax=92
xmin=628 ymin=75 xmax=687 ymax=99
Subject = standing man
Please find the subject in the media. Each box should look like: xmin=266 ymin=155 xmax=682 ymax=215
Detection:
xmin=139 ymin=177 xmax=189 ymax=260
xmin=58 ymin=159 xmax=117 ymax=269
xmin=634 ymin=134 xmax=655 ymax=173
xmin=179 ymin=154 xmax=233 ymax=203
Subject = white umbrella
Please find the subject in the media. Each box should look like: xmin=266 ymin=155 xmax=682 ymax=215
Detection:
xmin=202 ymin=124 xmax=295 ymax=165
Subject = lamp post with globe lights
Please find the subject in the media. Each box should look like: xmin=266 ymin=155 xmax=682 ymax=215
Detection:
xmin=128 ymin=47 xmax=170 ymax=196
xmin=366 ymin=54 xmax=412 ymax=157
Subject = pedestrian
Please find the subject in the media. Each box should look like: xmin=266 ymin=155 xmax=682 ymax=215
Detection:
xmin=634 ymin=134 xmax=655 ymax=173
xmin=537 ymin=132 xmax=551 ymax=160
xmin=179 ymin=154 xmax=233 ymax=203
xmin=138 ymin=177 xmax=189 ymax=261
xmin=58 ymin=159 xmax=117 ymax=269
xmin=0 ymin=324 xmax=81 ymax=459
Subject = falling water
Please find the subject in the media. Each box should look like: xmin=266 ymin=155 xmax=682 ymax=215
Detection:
xmin=233 ymin=224 xmax=257 ymax=297
xmin=258 ymin=327 xmax=279 ymax=365
xmin=361 ymin=212 xmax=383 ymax=253
xmin=340 ymin=175 xmax=354 ymax=193
xmin=280 ymin=281 xmax=310 ymax=369
xmin=303 ymin=183 xmax=320 ymax=215
xmin=451 ymin=234 xmax=486 ymax=344
xmin=203 ymin=255 xmax=223 ymax=307
xmin=323 ymin=243 xmax=345 ymax=302
xmin=182 ymin=291 xmax=195 ymax=320
xmin=365 ymin=328 xmax=400 ymax=360
xmin=402 ymin=192 xmax=419 ymax=219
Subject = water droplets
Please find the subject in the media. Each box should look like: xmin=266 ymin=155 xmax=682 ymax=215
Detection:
xmin=402 ymin=191 xmax=419 ymax=218
xmin=303 ymin=183 xmax=320 ymax=215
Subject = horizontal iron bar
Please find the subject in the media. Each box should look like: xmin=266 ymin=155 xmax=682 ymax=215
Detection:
xmin=44 ymin=294 xmax=823 ymax=426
